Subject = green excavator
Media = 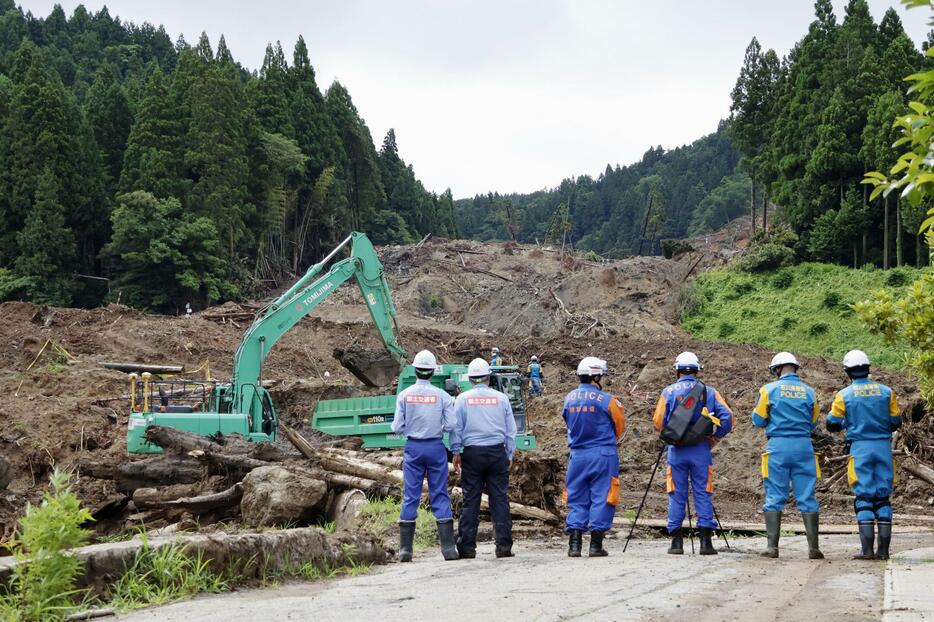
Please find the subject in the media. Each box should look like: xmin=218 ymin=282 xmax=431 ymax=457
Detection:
xmin=127 ymin=232 xmax=536 ymax=453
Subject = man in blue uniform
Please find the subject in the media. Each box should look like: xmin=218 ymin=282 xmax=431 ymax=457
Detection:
xmin=527 ymin=355 xmax=544 ymax=398
xmin=563 ymin=356 xmax=626 ymax=557
xmin=653 ymin=352 xmax=733 ymax=555
xmin=391 ymin=349 xmax=458 ymax=562
xmin=450 ymin=358 xmax=517 ymax=559
xmin=490 ymin=347 xmax=503 ymax=367
xmin=752 ymin=352 xmax=824 ymax=559
xmin=826 ymin=349 xmax=901 ymax=560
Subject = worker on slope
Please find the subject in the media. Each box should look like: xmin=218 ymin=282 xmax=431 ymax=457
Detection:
xmin=450 ymin=358 xmax=517 ymax=558
xmin=391 ymin=350 xmax=458 ymax=562
xmin=562 ymin=356 xmax=625 ymax=557
xmin=826 ymin=350 xmax=901 ymax=560
xmin=653 ymin=352 xmax=733 ymax=555
xmin=752 ymin=352 xmax=824 ymax=560
xmin=527 ymin=355 xmax=544 ymax=398
xmin=490 ymin=347 xmax=503 ymax=366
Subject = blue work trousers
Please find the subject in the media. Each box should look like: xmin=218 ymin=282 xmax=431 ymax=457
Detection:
xmin=400 ymin=437 xmax=453 ymax=521
xmin=761 ymin=436 xmax=819 ymax=513
xmin=565 ymin=446 xmax=619 ymax=532
xmin=666 ymin=445 xmax=715 ymax=532
xmin=457 ymin=444 xmax=512 ymax=551
xmin=529 ymin=378 xmax=542 ymax=397
xmin=849 ymin=439 xmax=894 ymax=522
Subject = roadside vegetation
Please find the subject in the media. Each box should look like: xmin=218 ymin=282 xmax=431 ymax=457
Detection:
xmin=0 ymin=471 xmax=371 ymax=621
xmin=681 ymin=262 xmax=920 ymax=368
xmin=359 ymin=498 xmax=437 ymax=550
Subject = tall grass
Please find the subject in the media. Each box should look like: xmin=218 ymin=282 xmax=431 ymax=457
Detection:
xmin=682 ymin=263 xmax=920 ymax=368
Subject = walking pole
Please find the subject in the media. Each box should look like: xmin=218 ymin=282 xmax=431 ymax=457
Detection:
xmin=686 ymin=477 xmax=695 ymax=555
xmin=623 ymin=445 xmax=666 ymax=553
xmin=712 ymin=503 xmax=731 ymax=550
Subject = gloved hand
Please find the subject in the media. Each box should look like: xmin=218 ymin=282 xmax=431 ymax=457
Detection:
xmin=452 ymin=454 xmax=462 ymax=474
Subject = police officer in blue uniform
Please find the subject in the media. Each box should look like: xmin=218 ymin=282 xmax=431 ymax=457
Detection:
xmin=392 ymin=350 xmax=458 ymax=562
xmin=752 ymin=352 xmax=824 ymax=559
xmin=489 ymin=347 xmax=503 ymax=367
xmin=563 ymin=356 xmax=626 ymax=557
xmin=527 ymin=355 xmax=544 ymax=398
xmin=450 ymin=358 xmax=517 ymax=558
xmin=826 ymin=350 xmax=901 ymax=560
xmin=653 ymin=352 xmax=733 ymax=555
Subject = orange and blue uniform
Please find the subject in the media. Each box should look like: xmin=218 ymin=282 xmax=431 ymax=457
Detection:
xmin=527 ymin=361 xmax=543 ymax=397
xmin=826 ymin=378 xmax=901 ymax=524
xmin=653 ymin=376 xmax=733 ymax=533
xmin=752 ymin=373 xmax=821 ymax=513
xmin=562 ymin=384 xmax=625 ymax=532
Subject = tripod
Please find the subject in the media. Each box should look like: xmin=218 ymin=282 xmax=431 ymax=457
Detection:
xmin=623 ymin=445 xmax=665 ymax=553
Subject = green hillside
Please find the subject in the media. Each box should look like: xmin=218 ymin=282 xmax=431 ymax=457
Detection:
xmin=681 ymin=262 xmax=921 ymax=368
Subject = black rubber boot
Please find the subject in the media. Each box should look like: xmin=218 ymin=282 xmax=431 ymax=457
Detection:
xmin=761 ymin=511 xmax=781 ymax=558
xmin=667 ymin=528 xmax=684 ymax=555
xmin=495 ymin=546 xmax=514 ymax=558
xmin=854 ymin=521 xmax=875 ymax=560
xmin=436 ymin=519 xmax=459 ymax=561
xmin=699 ymin=527 xmax=718 ymax=555
xmin=588 ymin=531 xmax=608 ymax=557
xmin=567 ymin=529 xmax=583 ymax=557
xmin=398 ymin=520 xmax=416 ymax=562
xmin=802 ymin=512 xmax=824 ymax=560
xmin=876 ymin=521 xmax=892 ymax=561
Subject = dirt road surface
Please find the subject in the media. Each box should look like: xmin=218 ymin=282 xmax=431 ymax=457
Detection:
xmin=117 ymin=532 xmax=934 ymax=622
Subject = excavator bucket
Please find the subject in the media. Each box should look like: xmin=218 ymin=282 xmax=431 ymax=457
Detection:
xmin=334 ymin=345 xmax=402 ymax=387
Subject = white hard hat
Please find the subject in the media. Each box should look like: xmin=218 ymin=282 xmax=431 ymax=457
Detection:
xmin=412 ymin=350 xmax=437 ymax=370
xmin=577 ymin=356 xmax=608 ymax=376
xmin=467 ymin=358 xmax=491 ymax=378
xmin=530 ymin=355 xmax=538 ymax=361
xmin=769 ymin=352 xmax=800 ymax=373
xmin=491 ymin=347 xmax=500 ymax=353
xmin=673 ymin=351 xmax=701 ymax=371
xmin=843 ymin=349 xmax=870 ymax=369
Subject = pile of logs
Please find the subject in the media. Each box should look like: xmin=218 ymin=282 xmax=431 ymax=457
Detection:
xmin=82 ymin=424 xmax=560 ymax=533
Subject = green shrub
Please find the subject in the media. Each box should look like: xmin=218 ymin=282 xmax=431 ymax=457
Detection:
xmin=736 ymin=243 xmax=795 ymax=272
xmin=772 ymin=271 xmax=794 ymax=289
xmin=0 ymin=471 xmax=93 ymax=622
xmin=822 ymin=291 xmax=842 ymax=309
xmin=780 ymin=317 xmax=797 ymax=330
xmin=675 ymin=283 xmax=703 ymax=322
xmin=717 ymin=322 xmax=735 ymax=338
xmin=808 ymin=322 xmax=829 ymax=336
xmin=885 ymin=268 xmax=912 ymax=287
xmin=661 ymin=238 xmax=694 ymax=259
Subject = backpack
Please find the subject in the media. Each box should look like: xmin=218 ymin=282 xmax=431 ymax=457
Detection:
xmin=660 ymin=381 xmax=718 ymax=446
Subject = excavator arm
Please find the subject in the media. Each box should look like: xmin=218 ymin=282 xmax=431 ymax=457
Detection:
xmin=231 ymin=232 xmax=407 ymax=426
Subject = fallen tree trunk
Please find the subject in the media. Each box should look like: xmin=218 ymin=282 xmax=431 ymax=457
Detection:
xmin=138 ymin=483 xmax=243 ymax=514
xmin=103 ymin=362 xmax=184 ymax=374
xmin=114 ymin=455 xmax=204 ymax=494
xmin=132 ymin=481 xmax=220 ymax=509
xmin=904 ymin=459 xmax=934 ymax=487
xmin=450 ymin=487 xmax=560 ymax=524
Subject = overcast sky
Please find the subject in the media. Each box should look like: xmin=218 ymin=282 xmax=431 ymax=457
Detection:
xmin=18 ymin=1 xmax=933 ymax=198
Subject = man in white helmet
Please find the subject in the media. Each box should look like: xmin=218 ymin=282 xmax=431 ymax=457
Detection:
xmin=489 ymin=347 xmax=503 ymax=367
xmin=826 ymin=350 xmax=901 ymax=560
xmin=752 ymin=352 xmax=823 ymax=559
xmin=562 ymin=356 xmax=626 ymax=557
xmin=653 ymin=352 xmax=733 ymax=555
xmin=391 ymin=350 xmax=458 ymax=562
xmin=450 ymin=358 xmax=517 ymax=558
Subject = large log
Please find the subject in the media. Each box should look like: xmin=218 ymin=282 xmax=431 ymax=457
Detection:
xmin=164 ymin=483 xmax=244 ymax=514
xmin=131 ymin=476 xmax=226 ymax=509
xmin=114 ymin=455 xmax=204 ymax=494
xmin=103 ymin=362 xmax=184 ymax=374
xmin=904 ymin=459 xmax=934 ymax=487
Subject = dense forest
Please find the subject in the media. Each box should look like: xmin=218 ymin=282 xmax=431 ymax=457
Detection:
xmin=458 ymin=0 xmax=931 ymax=267
xmin=0 ymin=2 xmax=456 ymax=311
xmin=456 ymin=124 xmax=744 ymax=256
